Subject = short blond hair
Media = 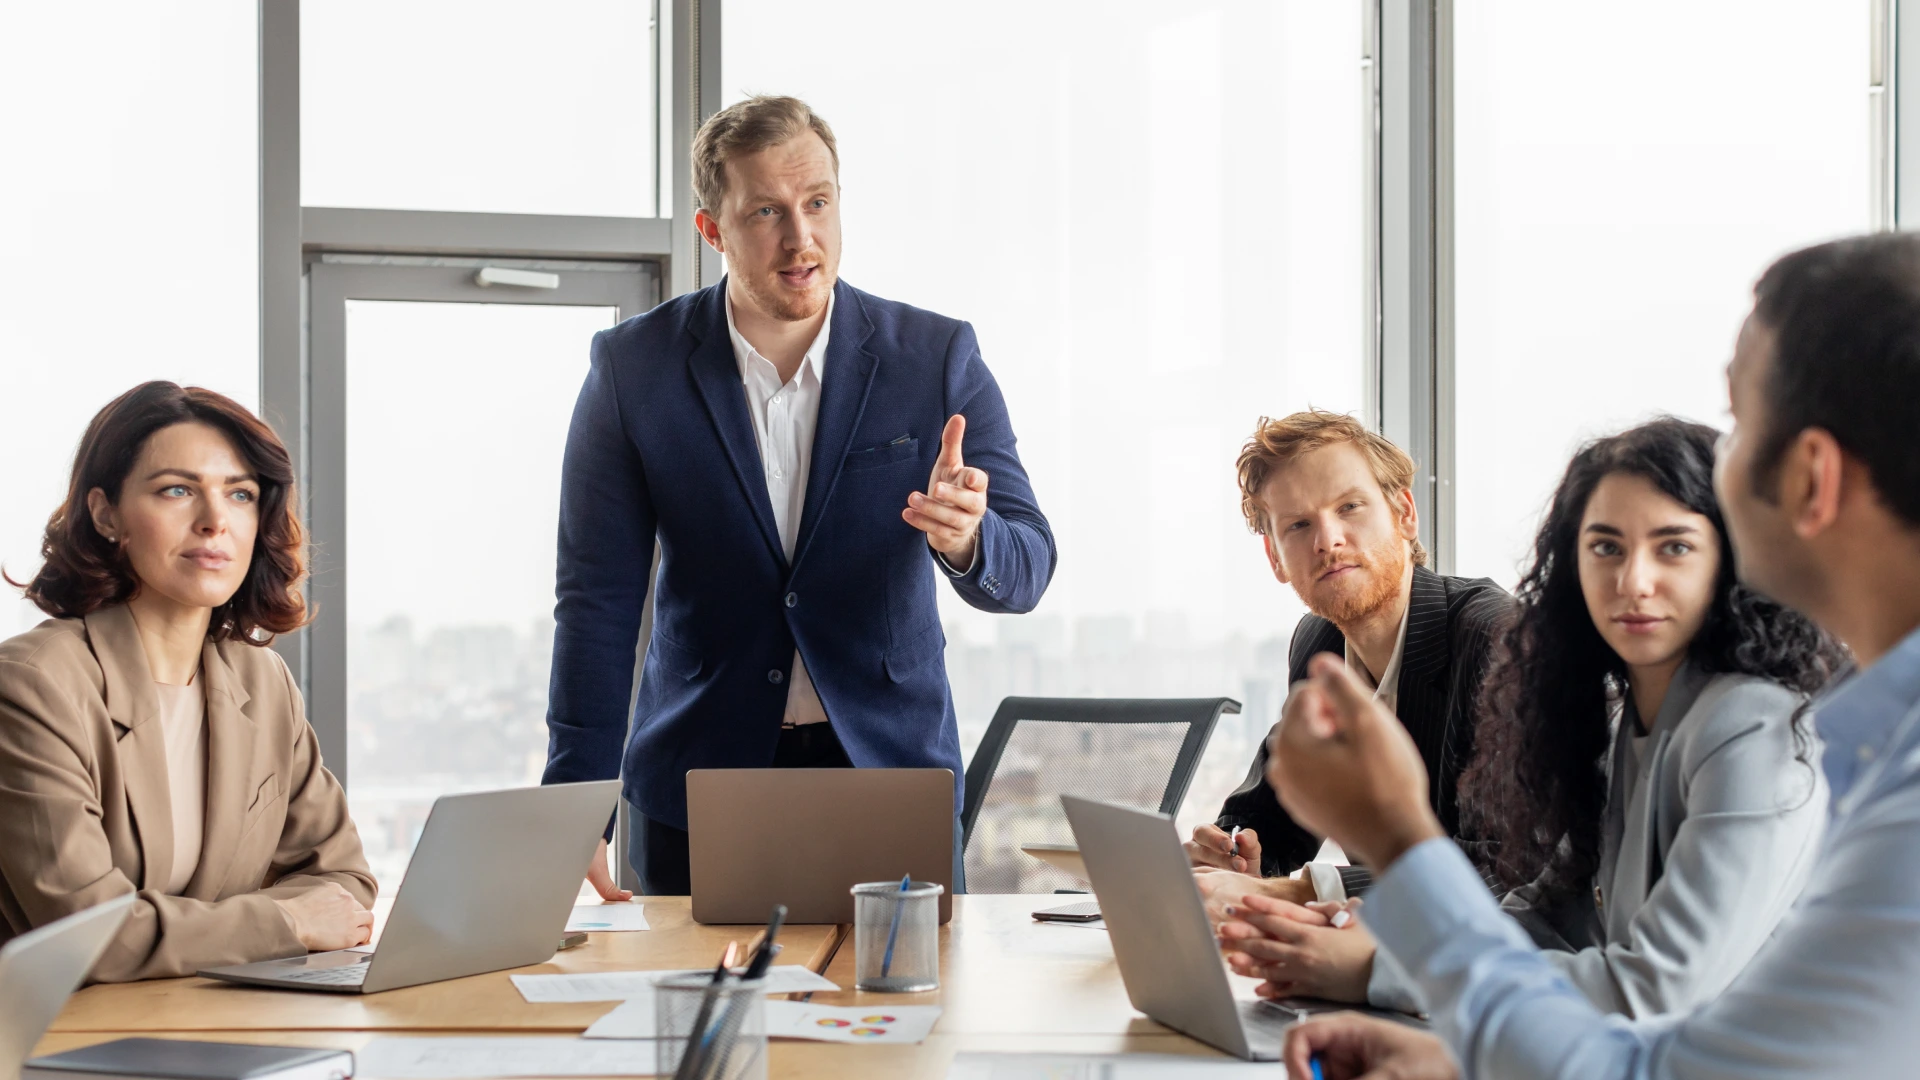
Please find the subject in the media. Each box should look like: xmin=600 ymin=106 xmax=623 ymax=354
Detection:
xmin=692 ymin=95 xmax=839 ymax=213
xmin=1236 ymin=409 xmax=1428 ymax=566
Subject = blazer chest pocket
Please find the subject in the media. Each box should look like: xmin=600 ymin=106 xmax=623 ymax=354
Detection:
xmin=842 ymin=436 xmax=918 ymax=473
xmin=247 ymin=774 xmax=281 ymax=816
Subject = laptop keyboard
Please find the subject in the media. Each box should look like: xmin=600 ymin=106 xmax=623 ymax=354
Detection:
xmin=272 ymin=965 xmax=369 ymax=985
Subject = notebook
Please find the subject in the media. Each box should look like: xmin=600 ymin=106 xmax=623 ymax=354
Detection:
xmin=23 ymin=1038 xmax=352 ymax=1080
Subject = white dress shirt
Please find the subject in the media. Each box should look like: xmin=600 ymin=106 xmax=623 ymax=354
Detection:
xmin=1366 ymin=624 xmax=1920 ymax=1078
xmin=1305 ymin=609 xmax=1409 ymax=895
xmin=726 ymin=291 xmax=833 ymax=727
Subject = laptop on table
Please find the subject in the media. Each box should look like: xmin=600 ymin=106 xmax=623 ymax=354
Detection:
xmin=1 ymin=893 xmax=135 ymax=1080
xmin=199 ymin=780 xmax=619 ymax=994
xmin=687 ymin=768 xmax=955 ymax=924
xmin=1061 ymin=795 xmax=1422 ymax=1061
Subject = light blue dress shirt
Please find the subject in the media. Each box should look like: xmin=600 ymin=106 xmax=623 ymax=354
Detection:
xmin=1368 ymin=624 xmax=1920 ymax=1079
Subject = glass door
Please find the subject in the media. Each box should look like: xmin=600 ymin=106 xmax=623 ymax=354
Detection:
xmin=306 ymin=258 xmax=655 ymax=890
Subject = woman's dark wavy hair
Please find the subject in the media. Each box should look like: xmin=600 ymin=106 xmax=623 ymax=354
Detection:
xmin=1458 ymin=417 xmax=1845 ymax=896
xmin=6 ymin=381 xmax=310 ymax=644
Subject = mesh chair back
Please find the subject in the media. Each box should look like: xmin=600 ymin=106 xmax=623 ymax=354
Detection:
xmin=961 ymin=697 xmax=1239 ymax=894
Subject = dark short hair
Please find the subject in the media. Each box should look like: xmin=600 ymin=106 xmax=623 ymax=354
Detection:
xmin=9 ymin=381 xmax=310 ymax=644
xmin=1751 ymin=233 xmax=1920 ymax=526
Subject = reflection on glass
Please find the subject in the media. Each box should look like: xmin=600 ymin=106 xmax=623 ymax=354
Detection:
xmin=0 ymin=2 xmax=258 ymax=638
xmin=345 ymin=301 xmax=617 ymax=889
xmin=1453 ymin=1 xmax=1871 ymax=586
xmin=302 ymin=1 xmax=656 ymax=217
xmin=724 ymin=0 xmax=1366 ymax=842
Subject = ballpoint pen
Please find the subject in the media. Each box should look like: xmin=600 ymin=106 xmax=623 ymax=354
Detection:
xmin=1228 ymin=826 xmax=1242 ymax=867
xmin=697 ymin=907 xmax=787 ymax=1080
xmin=880 ymin=874 xmax=911 ymax=979
xmin=671 ymin=941 xmax=739 ymax=1080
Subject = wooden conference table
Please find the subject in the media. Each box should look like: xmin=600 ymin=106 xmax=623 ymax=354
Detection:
xmin=36 ymin=896 xmax=1240 ymax=1079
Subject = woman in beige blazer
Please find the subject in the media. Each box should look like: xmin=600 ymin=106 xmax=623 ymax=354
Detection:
xmin=0 ymin=381 xmax=376 ymax=981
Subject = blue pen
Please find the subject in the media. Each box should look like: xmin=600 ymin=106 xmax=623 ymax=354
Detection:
xmin=1309 ymin=1057 xmax=1324 ymax=1080
xmin=880 ymin=874 xmax=911 ymax=978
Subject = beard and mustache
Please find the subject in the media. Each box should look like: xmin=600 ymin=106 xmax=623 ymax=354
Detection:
xmin=1289 ymin=532 xmax=1411 ymax=628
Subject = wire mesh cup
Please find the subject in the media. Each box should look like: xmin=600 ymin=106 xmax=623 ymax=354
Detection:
xmin=851 ymin=879 xmax=944 ymax=992
xmin=654 ymin=973 xmax=768 ymax=1080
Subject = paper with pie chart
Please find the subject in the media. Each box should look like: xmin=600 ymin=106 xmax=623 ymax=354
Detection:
xmin=565 ymin=901 xmax=650 ymax=932
xmin=763 ymin=1002 xmax=942 ymax=1044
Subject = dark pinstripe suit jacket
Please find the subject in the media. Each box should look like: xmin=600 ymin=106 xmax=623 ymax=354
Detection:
xmin=1217 ymin=565 xmax=1514 ymax=876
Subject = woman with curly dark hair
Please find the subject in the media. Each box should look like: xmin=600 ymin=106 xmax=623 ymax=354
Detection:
xmin=0 ymin=382 xmax=376 ymax=981
xmin=1221 ymin=418 xmax=1843 ymax=1019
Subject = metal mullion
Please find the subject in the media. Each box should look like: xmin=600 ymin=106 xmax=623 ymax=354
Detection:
xmin=260 ymin=0 xmax=308 ymax=688
xmin=670 ymin=0 xmax=723 ymax=297
xmin=1374 ymin=0 xmax=1453 ymax=573
xmin=302 ymin=207 xmax=674 ymax=260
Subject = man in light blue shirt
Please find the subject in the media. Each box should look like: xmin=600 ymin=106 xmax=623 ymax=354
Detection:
xmin=1246 ymin=232 xmax=1920 ymax=1079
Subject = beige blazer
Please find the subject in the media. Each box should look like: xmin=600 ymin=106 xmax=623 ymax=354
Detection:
xmin=0 ymin=605 xmax=375 ymax=981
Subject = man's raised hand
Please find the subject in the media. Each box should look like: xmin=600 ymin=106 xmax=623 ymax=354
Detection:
xmin=1265 ymin=653 xmax=1443 ymax=872
xmin=905 ymin=414 xmax=988 ymax=569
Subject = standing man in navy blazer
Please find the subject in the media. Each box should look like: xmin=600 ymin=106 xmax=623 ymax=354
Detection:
xmin=542 ymin=96 xmax=1056 ymax=897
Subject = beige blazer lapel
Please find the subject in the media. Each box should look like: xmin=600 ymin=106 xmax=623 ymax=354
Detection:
xmin=85 ymin=606 xmax=173 ymax=893
xmin=188 ymin=638 xmax=256 ymax=898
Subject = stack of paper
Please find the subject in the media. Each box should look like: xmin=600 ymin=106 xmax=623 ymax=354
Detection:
xmin=565 ymin=902 xmax=651 ymax=932
xmin=513 ymin=966 xmax=838 ymax=1005
xmin=355 ymin=1037 xmax=656 ymax=1079
xmin=946 ymin=1055 xmax=1279 ymax=1079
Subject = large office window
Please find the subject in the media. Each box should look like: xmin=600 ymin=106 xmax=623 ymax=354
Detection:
xmin=1452 ymin=2 xmax=1873 ymax=585
xmin=343 ymin=299 xmax=620 ymax=888
xmin=0 ymin=3 xmax=258 ymax=638
xmin=724 ymin=0 xmax=1368 ymax=864
xmin=301 ymin=0 xmax=658 ymax=217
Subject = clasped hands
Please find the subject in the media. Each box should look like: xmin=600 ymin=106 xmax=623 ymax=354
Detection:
xmin=1212 ymin=652 xmax=1459 ymax=1079
xmin=903 ymin=414 xmax=988 ymax=570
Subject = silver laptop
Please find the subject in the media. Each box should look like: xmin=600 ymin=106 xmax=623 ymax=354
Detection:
xmin=1063 ymin=795 xmax=1381 ymax=1061
xmin=687 ymin=768 xmax=954 ymax=924
xmin=199 ymin=780 xmax=619 ymax=994
xmin=1 ymin=893 xmax=135 ymax=1080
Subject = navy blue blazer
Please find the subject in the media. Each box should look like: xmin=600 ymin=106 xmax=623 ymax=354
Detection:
xmin=541 ymin=278 xmax=1056 ymax=828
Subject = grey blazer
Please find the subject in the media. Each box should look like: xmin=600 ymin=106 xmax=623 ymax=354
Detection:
xmin=1369 ymin=662 xmax=1826 ymax=1017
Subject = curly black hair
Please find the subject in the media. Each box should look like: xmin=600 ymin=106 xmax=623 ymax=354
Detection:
xmin=1458 ymin=417 xmax=1846 ymax=897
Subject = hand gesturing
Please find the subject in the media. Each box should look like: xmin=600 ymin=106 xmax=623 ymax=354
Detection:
xmin=904 ymin=414 xmax=988 ymax=569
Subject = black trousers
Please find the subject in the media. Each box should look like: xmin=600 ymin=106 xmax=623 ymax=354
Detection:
xmin=627 ymin=723 xmax=855 ymax=896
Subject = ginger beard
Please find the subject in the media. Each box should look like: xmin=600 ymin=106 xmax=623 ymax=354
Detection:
xmin=1291 ymin=529 xmax=1410 ymax=628
xmin=733 ymin=244 xmax=835 ymax=324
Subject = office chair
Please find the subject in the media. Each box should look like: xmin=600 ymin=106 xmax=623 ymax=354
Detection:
xmin=960 ymin=696 xmax=1240 ymax=894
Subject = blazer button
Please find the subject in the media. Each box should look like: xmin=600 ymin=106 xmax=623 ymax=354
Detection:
xmin=785 ymin=592 xmax=798 ymax=608
xmin=768 ymin=669 xmax=785 ymax=685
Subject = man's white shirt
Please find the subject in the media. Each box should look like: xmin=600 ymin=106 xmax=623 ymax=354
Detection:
xmin=726 ymin=290 xmax=833 ymax=727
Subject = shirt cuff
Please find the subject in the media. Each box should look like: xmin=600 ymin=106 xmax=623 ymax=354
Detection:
xmin=1305 ymin=862 xmax=1348 ymax=903
xmin=1366 ymin=837 xmax=1513 ymax=981
xmin=933 ymin=539 xmax=980 ymax=577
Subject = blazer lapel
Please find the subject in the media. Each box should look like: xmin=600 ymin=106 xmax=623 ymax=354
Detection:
xmin=86 ymin=606 xmax=172 ymax=893
xmin=188 ymin=639 xmax=255 ymax=898
xmin=791 ymin=282 xmax=880 ymax=573
xmin=685 ymin=280 xmax=788 ymax=568
xmin=1397 ymin=567 xmax=1453 ymax=811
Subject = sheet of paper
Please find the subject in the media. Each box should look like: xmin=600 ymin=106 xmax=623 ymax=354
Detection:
xmin=515 ymin=965 xmax=838 ymax=1004
xmin=946 ymin=1054 xmax=1277 ymax=1079
xmin=764 ymin=1001 xmax=942 ymax=1044
xmin=356 ymin=1037 xmax=658 ymax=1078
xmin=587 ymin=998 xmax=942 ymax=1044
xmin=566 ymin=901 xmax=651 ymax=932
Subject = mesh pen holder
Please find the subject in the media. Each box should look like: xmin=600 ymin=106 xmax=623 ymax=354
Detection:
xmin=851 ymin=879 xmax=944 ymax=992
xmin=654 ymin=973 xmax=767 ymax=1080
